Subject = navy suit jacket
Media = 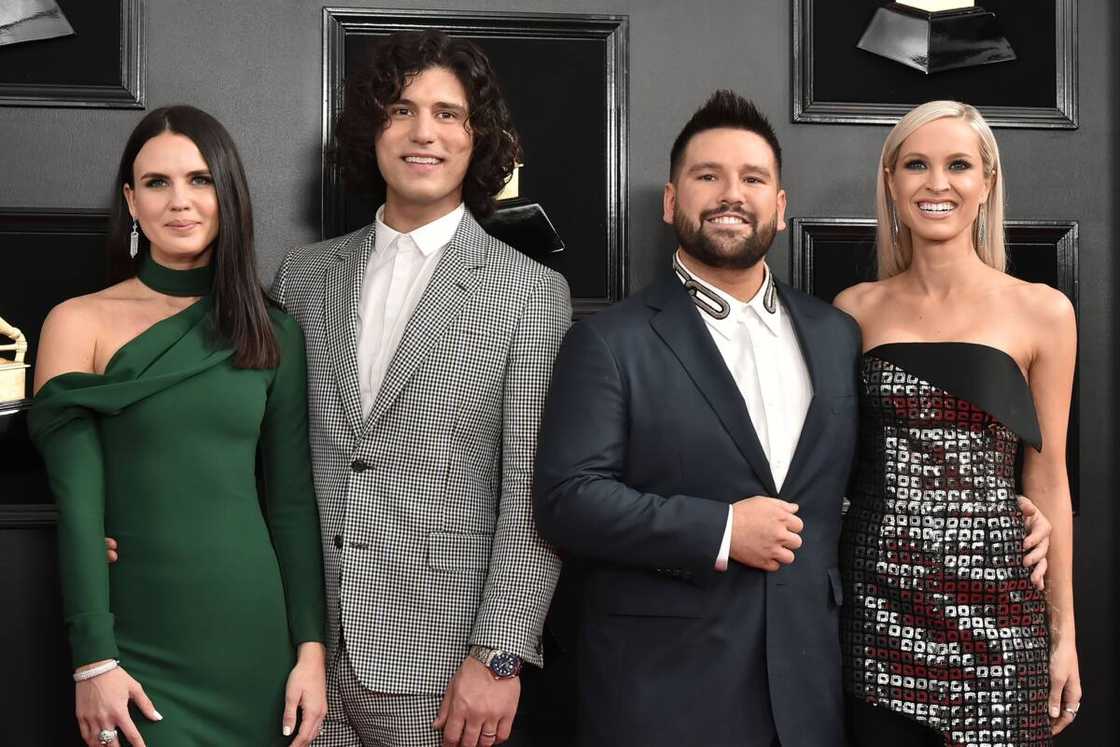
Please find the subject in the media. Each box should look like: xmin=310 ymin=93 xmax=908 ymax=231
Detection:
xmin=534 ymin=272 xmax=861 ymax=747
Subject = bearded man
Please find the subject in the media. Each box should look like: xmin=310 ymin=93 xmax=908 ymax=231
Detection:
xmin=532 ymin=90 xmax=860 ymax=747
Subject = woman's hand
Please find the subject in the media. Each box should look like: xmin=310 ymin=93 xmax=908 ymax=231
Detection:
xmin=283 ymin=642 xmax=327 ymax=745
xmin=76 ymin=662 xmax=161 ymax=747
xmin=1018 ymin=495 xmax=1051 ymax=590
xmin=1048 ymin=636 xmax=1081 ymax=735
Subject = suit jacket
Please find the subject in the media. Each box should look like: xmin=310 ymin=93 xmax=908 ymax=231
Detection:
xmin=272 ymin=211 xmax=571 ymax=694
xmin=534 ymin=272 xmax=860 ymax=747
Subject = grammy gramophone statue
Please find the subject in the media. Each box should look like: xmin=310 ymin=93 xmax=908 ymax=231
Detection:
xmin=857 ymin=0 xmax=1016 ymax=75
xmin=0 ymin=315 xmax=30 ymax=403
xmin=479 ymin=161 xmax=565 ymax=260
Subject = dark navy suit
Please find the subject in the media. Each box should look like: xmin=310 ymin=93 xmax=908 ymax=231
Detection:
xmin=534 ymin=272 xmax=861 ymax=747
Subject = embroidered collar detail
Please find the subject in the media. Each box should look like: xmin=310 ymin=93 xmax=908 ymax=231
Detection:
xmin=673 ymin=251 xmax=778 ymax=321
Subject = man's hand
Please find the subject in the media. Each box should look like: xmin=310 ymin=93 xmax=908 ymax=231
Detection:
xmin=433 ymin=656 xmax=520 ymax=747
xmin=729 ymin=497 xmax=803 ymax=571
xmin=105 ymin=537 xmax=118 ymax=564
xmin=1018 ymin=495 xmax=1051 ymax=591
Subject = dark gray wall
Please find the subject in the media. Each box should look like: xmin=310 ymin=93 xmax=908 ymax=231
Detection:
xmin=1 ymin=0 xmax=1115 ymax=738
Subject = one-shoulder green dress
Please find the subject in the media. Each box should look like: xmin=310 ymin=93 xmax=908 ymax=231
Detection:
xmin=29 ymin=263 xmax=326 ymax=745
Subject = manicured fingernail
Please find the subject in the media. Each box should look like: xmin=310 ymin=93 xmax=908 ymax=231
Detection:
xmin=154 ymin=710 xmax=163 ymax=720
xmin=1050 ymin=707 xmax=1059 ymax=717
xmin=283 ymin=725 xmax=293 ymax=736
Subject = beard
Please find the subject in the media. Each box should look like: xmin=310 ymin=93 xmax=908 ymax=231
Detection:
xmin=673 ymin=204 xmax=778 ymax=270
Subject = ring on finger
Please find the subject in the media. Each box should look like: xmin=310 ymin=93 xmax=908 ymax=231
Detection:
xmin=98 ymin=728 xmax=119 ymax=745
xmin=481 ymin=731 xmax=498 ymax=738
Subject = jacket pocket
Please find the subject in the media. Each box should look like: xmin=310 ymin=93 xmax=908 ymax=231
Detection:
xmin=427 ymin=531 xmax=492 ymax=574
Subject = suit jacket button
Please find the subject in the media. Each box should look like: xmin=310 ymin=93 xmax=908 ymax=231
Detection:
xmin=351 ymin=459 xmax=369 ymax=473
xmin=333 ymin=534 xmax=344 ymax=549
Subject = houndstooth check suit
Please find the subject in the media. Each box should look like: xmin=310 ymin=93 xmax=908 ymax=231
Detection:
xmin=271 ymin=210 xmax=570 ymax=699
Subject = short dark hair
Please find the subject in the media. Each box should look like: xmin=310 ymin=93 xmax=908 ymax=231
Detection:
xmin=669 ymin=90 xmax=782 ymax=182
xmin=333 ymin=30 xmax=520 ymax=218
xmin=107 ymin=105 xmax=279 ymax=369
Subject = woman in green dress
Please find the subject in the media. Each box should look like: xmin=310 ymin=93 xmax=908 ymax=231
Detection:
xmin=30 ymin=106 xmax=327 ymax=746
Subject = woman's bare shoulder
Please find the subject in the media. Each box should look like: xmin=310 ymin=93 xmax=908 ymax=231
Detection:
xmin=833 ymin=279 xmax=890 ymax=321
xmin=36 ymin=280 xmax=146 ymax=384
xmin=1007 ymin=280 xmax=1075 ymax=332
xmin=44 ymin=280 xmax=142 ymax=327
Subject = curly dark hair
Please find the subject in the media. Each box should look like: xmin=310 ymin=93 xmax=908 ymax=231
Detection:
xmin=333 ymin=30 xmax=520 ymax=219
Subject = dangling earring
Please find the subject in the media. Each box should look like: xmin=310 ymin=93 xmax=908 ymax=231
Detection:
xmin=889 ymin=202 xmax=901 ymax=249
xmin=129 ymin=219 xmax=139 ymax=259
xmin=976 ymin=204 xmax=988 ymax=251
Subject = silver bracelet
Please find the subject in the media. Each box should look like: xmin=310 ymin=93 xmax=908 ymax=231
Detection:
xmin=73 ymin=659 xmax=120 ymax=682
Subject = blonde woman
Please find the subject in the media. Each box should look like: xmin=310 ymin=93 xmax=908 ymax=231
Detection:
xmin=835 ymin=101 xmax=1080 ymax=746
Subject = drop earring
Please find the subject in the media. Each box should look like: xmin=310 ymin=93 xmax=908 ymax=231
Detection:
xmin=890 ymin=203 xmax=901 ymax=249
xmin=129 ymin=219 xmax=139 ymax=259
xmin=977 ymin=205 xmax=988 ymax=251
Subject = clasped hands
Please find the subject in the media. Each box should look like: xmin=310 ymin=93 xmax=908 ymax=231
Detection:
xmin=728 ymin=494 xmax=1051 ymax=584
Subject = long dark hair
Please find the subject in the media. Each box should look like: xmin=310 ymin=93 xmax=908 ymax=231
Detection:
xmin=332 ymin=30 xmax=520 ymax=218
xmin=107 ymin=105 xmax=279 ymax=369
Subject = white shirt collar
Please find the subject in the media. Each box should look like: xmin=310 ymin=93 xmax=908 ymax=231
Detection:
xmin=373 ymin=203 xmax=465 ymax=258
xmin=675 ymin=251 xmax=783 ymax=340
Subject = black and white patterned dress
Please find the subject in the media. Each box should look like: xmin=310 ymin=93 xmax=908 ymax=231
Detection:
xmin=841 ymin=342 xmax=1052 ymax=747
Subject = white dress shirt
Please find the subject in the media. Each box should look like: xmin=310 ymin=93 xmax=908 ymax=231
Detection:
xmin=356 ymin=203 xmax=465 ymax=414
xmin=675 ymin=253 xmax=813 ymax=570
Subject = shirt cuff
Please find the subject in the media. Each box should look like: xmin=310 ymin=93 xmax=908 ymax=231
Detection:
xmin=715 ymin=505 xmax=733 ymax=571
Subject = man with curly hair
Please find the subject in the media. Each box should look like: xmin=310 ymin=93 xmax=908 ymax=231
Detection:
xmin=271 ymin=30 xmax=571 ymax=747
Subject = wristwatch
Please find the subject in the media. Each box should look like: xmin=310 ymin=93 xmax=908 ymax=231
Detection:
xmin=469 ymin=645 xmax=523 ymax=679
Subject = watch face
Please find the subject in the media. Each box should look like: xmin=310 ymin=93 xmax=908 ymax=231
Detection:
xmin=489 ymin=652 xmax=522 ymax=678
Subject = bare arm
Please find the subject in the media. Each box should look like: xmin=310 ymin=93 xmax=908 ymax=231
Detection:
xmin=1020 ymin=286 xmax=1079 ymax=734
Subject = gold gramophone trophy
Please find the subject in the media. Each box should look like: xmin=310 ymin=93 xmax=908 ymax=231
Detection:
xmin=0 ymin=316 xmax=29 ymax=403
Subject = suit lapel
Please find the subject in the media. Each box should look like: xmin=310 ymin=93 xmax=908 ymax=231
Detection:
xmin=364 ymin=212 xmax=486 ymax=433
xmin=648 ymin=276 xmax=778 ymax=496
xmin=778 ymin=281 xmax=829 ymax=494
xmin=323 ymin=224 xmax=375 ymax=439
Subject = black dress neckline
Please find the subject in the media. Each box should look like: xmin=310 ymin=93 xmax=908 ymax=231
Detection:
xmin=863 ymin=341 xmax=1042 ymax=451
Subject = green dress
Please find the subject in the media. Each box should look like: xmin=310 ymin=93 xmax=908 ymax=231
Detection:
xmin=29 ymin=261 xmax=326 ymax=744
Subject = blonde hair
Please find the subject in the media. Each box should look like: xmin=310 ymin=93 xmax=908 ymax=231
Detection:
xmin=875 ymin=100 xmax=1006 ymax=279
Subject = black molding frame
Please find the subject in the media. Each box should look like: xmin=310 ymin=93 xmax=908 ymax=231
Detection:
xmin=320 ymin=7 xmax=629 ymax=316
xmin=0 ymin=0 xmax=144 ymax=109
xmin=789 ymin=216 xmax=1080 ymax=508
xmin=792 ymin=0 xmax=1078 ymax=129
xmin=790 ymin=217 xmax=1078 ymax=306
xmin=0 ymin=206 xmax=112 ymax=237
xmin=0 ymin=504 xmax=57 ymax=528
xmin=0 ymin=206 xmax=111 ymax=369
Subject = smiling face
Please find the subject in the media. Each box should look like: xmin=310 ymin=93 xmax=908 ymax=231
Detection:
xmin=374 ymin=65 xmax=474 ymax=230
xmin=888 ymin=117 xmax=992 ymax=247
xmin=123 ymin=131 xmax=219 ymax=267
xmin=663 ymin=127 xmax=787 ymax=270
